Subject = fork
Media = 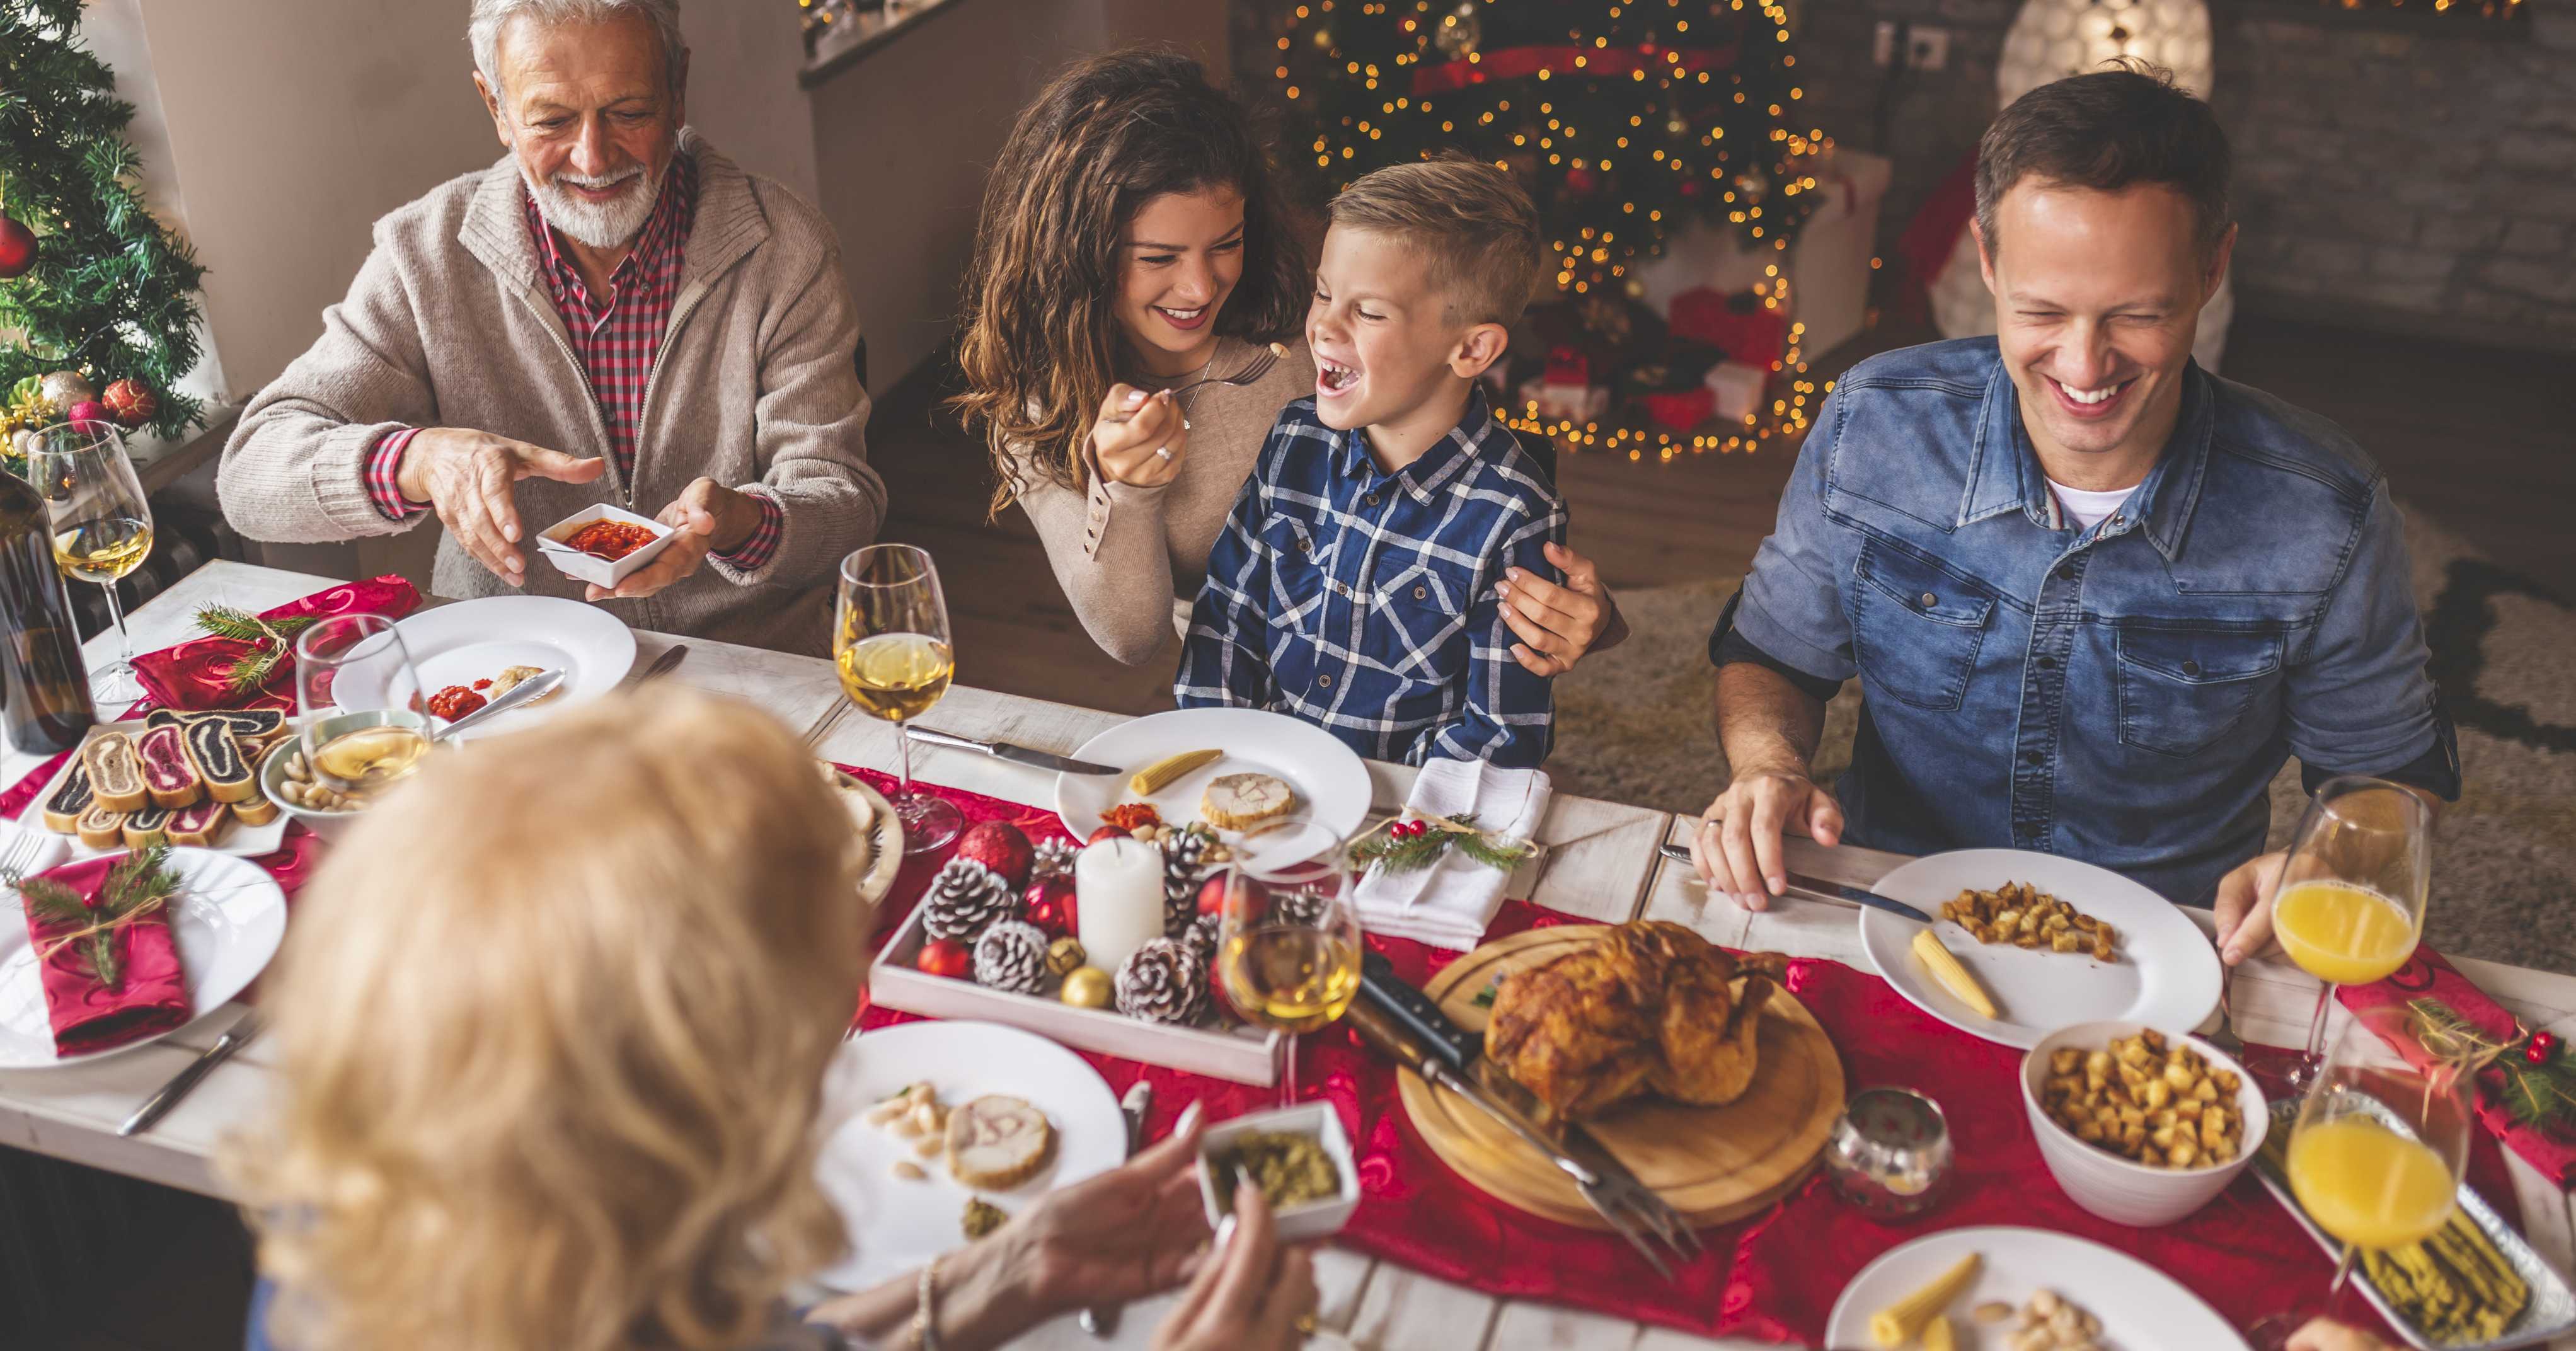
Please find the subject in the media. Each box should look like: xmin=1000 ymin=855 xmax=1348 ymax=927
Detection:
xmin=1 ymin=824 xmax=59 ymax=880
xmin=1107 ymin=347 xmax=1284 ymax=431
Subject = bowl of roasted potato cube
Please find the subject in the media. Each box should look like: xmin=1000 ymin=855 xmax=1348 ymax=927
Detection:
xmin=2020 ymin=1021 xmax=2267 ymax=1227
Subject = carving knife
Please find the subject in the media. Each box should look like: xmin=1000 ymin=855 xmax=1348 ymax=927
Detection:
xmin=1653 ymin=844 xmax=1933 ymax=924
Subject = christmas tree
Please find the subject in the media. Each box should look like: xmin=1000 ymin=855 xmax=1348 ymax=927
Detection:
xmin=1268 ymin=0 xmax=1836 ymax=460
xmin=0 ymin=0 xmax=208 ymax=447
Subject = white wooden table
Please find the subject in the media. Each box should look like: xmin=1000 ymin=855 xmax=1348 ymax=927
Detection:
xmin=4 ymin=561 xmax=2570 ymax=1350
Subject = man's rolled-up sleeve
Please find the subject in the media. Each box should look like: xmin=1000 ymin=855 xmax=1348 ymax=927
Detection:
xmin=2284 ymin=482 xmax=2460 ymax=800
xmin=704 ymin=233 xmax=888 ymax=590
xmin=1722 ymin=391 xmax=1858 ymax=686
xmin=219 ymin=227 xmax=441 ymax=544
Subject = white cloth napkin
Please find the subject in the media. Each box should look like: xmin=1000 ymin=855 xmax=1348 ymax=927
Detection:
xmin=1354 ymin=757 xmax=1551 ymax=950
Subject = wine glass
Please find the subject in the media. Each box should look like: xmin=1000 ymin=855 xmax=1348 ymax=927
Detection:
xmin=834 ymin=544 xmax=962 ymax=854
xmin=296 ymin=614 xmax=432 ymax=805
xmin=1216 ymin=819 xmax=1363 ymax=1107
xmin=26 ymin=420 xmax=152 ymax=704
xmin=2251 ymin=1004 xmax=2472 ymax=1348
xmin=2268 ymin=776 xmax=2433 ymax=1089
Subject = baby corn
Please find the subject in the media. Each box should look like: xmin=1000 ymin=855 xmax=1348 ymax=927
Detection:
xmin=1872 ymin=1251 xmax=1981 ymax=1348
xmin=1913 ymin=929 xmax=1998 ymax=1020
xmin=1129 ymin=749 xmax=1220 ymax=795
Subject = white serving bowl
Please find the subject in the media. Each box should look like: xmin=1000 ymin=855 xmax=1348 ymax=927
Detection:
xmin=1196 ymin=1101 xmax=1361 ymax=1245
xmin=2020 ymin=1020 xmax=2269 ymax=1227
xmin=535 ymin=503 xmax=677 ymax=589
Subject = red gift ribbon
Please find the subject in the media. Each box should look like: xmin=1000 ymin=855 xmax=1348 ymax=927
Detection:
xmin=1412 ymin=40 xmax=1740 ymax=96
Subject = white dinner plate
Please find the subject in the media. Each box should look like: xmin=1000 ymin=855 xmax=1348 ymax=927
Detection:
xmin=811 ymin=1020 xmax=1127 ymax=1292
xmin=13 ymin=722 xmax=290 ymax=863
xmin=338 ymin=596 xmax=636 ymax=742
xmin=1054 ymin=707 xmax=1372 ymax=844
xmin=0 ymin=848 xmax=289 ymax=1069
xmin=1858 ymin=848 xmax=2222 ymax=1050
xmin=1825 ymin=1225 xmax=2250 ymax=1350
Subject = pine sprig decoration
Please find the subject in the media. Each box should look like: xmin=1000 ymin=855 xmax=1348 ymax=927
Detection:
xmin=0 ymin=0 xmax=210 ymax=440
xmin=193 ymin=604 xmax=319 ymax=694
xmin=1351 ymin=813 xmax=1536 ymax=875
xmin=6 ymin=841 xmax=180 ymax=990
xmin=2410 ymin=997 xmax=2576 ymax=1137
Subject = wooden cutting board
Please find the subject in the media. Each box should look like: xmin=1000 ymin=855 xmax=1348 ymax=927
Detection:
xmin=1398 ymin=925 xmax=1844 ymax=1229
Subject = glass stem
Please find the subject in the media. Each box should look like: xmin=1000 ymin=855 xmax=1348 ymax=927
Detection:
xmin=1281 ymin=1032 xmax=1301 ymax=1108
xmin=895 ymin=717 xmax=916 ymax=798
xmin=2328 ymin=1243 xmax=2358 ymax=1301
xmin=103 ymin=579 xmax=132 ymax=669
xmin=2304 ymin=980 xmax=2337 ymax=1064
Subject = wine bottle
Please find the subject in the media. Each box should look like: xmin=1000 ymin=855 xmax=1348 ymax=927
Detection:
xmin=0 ymin=467 xmax=98 ymax=754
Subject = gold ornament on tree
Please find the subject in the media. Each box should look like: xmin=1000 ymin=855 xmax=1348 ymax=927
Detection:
xmin=1434 ymin=1 xmax=1481 ymax=58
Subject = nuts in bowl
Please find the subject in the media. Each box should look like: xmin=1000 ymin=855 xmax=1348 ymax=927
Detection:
xmin=2019 ymin=1021 xmax=2268 ymax=1227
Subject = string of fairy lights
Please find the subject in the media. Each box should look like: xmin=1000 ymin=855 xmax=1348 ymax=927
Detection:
xmin=1273 ymin=0 xmax=1839 ymax=463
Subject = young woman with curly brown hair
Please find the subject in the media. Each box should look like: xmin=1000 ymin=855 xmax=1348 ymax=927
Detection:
xmin=952 ymin=49 xmax=1624 ymax=674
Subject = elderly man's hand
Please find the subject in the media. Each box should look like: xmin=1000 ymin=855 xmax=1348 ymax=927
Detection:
xmin=397 ymin=428 xmax=604 ymax=585
xmin=584 ymin=478 xmax=757 ymax=602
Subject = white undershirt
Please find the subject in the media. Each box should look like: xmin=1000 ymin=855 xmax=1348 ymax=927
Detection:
xmin=2046 ymin=475 xmax=2140 ymax=532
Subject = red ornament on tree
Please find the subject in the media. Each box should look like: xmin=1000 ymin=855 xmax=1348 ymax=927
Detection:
xmin=66 ymin=400 xmax=112 ymax=431
xmin=1024 ymin=874 xmax=1076 ymax=935
xmin=917 ymin=938 xmax=972 ymax=980
xmin=0 ymin=213 xmax=33 ymax=280
xmin=101 ymin=378 xmax=158 ymax=428
xmin=954 ymin=820 xmax=1034 ymax=890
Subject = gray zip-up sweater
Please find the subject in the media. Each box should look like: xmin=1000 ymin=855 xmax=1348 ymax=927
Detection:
xmin=217 ymin=143 xmax=885 ymax=657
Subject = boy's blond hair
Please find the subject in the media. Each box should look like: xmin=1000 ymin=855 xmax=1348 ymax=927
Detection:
xmin=1329 ymin=156 xmax=1543 ymax=329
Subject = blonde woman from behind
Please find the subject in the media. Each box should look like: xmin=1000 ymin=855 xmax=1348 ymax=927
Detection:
xmin=228 ymin=687 xmax=1316 ymax=1351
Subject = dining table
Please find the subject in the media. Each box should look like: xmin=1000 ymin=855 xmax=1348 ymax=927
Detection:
xmin=3 ymin=558 xmax=2571 ymax=1351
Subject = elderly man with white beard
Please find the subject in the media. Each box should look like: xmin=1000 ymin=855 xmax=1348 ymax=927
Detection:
xmin=217 ymin=0 xmax=883 ymax=655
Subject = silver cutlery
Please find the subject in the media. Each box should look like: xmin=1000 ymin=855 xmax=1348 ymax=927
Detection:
xmin=120 ymin=1012 xmax=262 ymax=1137
xmin=1 ymin=822 xmax=67 ymax=880
xmin=434 ymin=669 xmax=564 ymax=740
xmin=636 ymin=645 xmax=689 ymax=683
xmin=1107 ymin=348 xmax=1284 ymax=427
xmin=904 ymin=726 xmax=1122 ymax=776
xmin=1652 ymin=844 xmax=1934 ymax=924
xmin=1081 ymin=1080 xmax=1156 ymax=1338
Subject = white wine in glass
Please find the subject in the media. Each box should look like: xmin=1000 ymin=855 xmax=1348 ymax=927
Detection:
xmin=28 ymin=420 xmax=154 ymax=704
xmin=835 ymin=544 xmax=962 ymax=854
xmin=1217 ymin=819 xmax=1362 ymax=1105
xmin=296 ymin=613 xmax=434 ymax=803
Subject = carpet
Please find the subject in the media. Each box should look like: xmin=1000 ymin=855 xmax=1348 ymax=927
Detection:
xmin=1551 ymin=506 xmax=2576 ymax=975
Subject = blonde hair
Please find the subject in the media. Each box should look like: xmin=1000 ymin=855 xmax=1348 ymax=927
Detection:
xmin=227 ymin=689 xmax=868 ymax=1351
xmin=1327 ymin=156 xmax=1544 ymax=328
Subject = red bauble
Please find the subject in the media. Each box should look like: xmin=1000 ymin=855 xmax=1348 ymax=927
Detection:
xmin=1085 ymin=824 xmax=1130 ymax=845
xmin=66 ymin=400 xmax=112 ymax=432
xmin=101 ymin=378 xmax=158 ymax=429
xmin=955 ymin=820 xmax=1034 ymax=890
xmin=1024 ymin=875 xmax=1077 ymax=934
xmin=917 ymin=938 xmax=972 ymax=979
xmin=0 ymin=214 xmax=32 ymax=280
xmin=1201 ymin=871 xmax=1267 ymax=919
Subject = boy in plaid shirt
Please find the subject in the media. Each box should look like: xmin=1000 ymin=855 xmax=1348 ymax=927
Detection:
xmin=1176 ymin=159 xmax=1565 ymax=768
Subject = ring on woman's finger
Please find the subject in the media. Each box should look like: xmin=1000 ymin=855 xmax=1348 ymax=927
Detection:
xmin=1155 ymin=446 xmax=1173 ymax=463
xmin=1294 ymin=1312 xmax=1320 ymax=1335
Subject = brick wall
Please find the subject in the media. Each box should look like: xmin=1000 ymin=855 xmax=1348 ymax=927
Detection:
xmin=1228 ymin=0 xmax=2576 ymax=353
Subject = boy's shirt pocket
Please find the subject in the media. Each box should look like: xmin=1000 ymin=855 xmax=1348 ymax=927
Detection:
xmin=1362 ymin=561 xmax=1475 ymax=682
xmin=1260 ymin=515 xmax=1335 ymax=637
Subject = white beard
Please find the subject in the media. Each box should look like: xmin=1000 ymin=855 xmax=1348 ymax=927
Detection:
xmin=522 ymin=161 xmax=662 ymax=250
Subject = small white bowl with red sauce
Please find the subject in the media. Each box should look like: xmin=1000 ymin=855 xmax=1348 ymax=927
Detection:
xmin=537 ymin=503 xmax=678 ymax=588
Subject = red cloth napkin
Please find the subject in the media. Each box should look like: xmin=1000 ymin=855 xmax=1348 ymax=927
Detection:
xmin=14 ymin=854 xmax=190 ymax=1056
xmin=2342 ymin=946 xmax=2576 ymax=1188
xmin=131 ymin=575 xmax=421 ymax=711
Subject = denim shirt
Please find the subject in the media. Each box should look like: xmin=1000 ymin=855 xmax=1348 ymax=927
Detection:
xmin=1725 ymin=338 xmax=2458 ymax=904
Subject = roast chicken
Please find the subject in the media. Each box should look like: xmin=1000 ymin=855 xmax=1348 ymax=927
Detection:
xmin=1483 ymin=921 xmax=1791 ymax=1118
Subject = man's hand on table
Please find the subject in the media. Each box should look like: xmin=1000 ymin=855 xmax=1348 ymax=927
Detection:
xmin=582 ymin=478 xmax=758 ymax=602
xmin=1690 ymin=767 xmax=1845 ymax=911
xmin=2287 ymin=1318 xmax=2394 ymax=1351
xmin=2214 ymin=848 xmax=2291 ymax=967
xmin=396 ymin=428 xmax=605 ymax=585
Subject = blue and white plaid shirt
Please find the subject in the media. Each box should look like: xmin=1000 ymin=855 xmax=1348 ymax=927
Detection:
xmin=1176 ymin=388 xmax=1565 ymax=768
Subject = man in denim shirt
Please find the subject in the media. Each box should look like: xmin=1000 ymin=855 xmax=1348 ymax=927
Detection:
xmin=1686 ymin=66 xmax=2458 ymax=962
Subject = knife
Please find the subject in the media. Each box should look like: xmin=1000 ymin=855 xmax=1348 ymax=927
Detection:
xmin=434 ymin=669 xmax=565 ymax=741
xmin=636 ymin=645 xmax=688 ymax=683
xmin=120 ymin=1013 xmax=262 ymax=1137
xmin=1079 ymin=1081 xmax=1156 ymax=1338
xmin=1652 ymin=844 xmax=1934 ymax=924
xmin=904 ymin=726 xmax=1122 ymax=776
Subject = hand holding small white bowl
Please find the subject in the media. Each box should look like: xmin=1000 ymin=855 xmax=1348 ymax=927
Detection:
xmin=2020 ymin=1020 xmax=2269 ymax=1227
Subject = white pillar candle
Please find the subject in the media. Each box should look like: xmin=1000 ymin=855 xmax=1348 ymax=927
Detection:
xmin=1076 ymin=836 xmax=1164 ymax=976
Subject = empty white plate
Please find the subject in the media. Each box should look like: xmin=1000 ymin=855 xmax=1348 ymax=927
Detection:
xmin=1826 ymin=1225 xmax=2250 ymax=1350
xmin=1055 ymin=707 xmax=1372 ymax=844
xmin=811 ymin=1020 xmax=1127 ymax=1292
xmin=1858 ymin=848 xmax=2222 ymax=1050
xmin=0 ymin=847 xmax=288 ymax=1069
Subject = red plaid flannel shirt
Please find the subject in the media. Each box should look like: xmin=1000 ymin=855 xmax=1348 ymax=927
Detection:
xmin=365 ymin=153 xmax=783 ymax=568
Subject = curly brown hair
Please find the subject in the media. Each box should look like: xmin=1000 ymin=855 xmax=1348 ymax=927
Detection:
xmin=950 ymin=49 xmax=1309 ymax=514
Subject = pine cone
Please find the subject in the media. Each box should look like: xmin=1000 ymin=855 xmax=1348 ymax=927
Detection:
xmin=1161 ymin=827 xmax=1212 ymax=936
xmin=1180 ymin=912 xmax=1223 ymax=970
xmin=973 ymin=920 xmax=1051 ymax=996
xmin=1115 ymin=938 xmax=1207 ymax=1025
xmin=1271 ymin=887 xmax=1332 ymax=929
xmin=923 ymin=858 xmax=1017 ymax=943
xmin=1029 ymin=836 xmax=1080 ymax=882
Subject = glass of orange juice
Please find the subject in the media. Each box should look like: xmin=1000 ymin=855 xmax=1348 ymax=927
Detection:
xmin=2268 ymin=776 xmax=2432 ymax=1088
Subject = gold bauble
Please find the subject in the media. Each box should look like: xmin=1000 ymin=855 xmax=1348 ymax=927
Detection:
xmin=37 ymin=371 xmax=94 ymax=409
xmin=1433 ymin=1 xmax=1481 ymax=58
xmin=1060 ymin=965 xmax=1113 ymax=1009
xmin=1046 ymin=936 xmax=1086 ymax=977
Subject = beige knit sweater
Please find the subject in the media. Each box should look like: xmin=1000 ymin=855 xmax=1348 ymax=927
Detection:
xmin=1009 ymin=336 xmax=1319 ymax=665
xmin=216 ymin=144 xmax=885 ymax=657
